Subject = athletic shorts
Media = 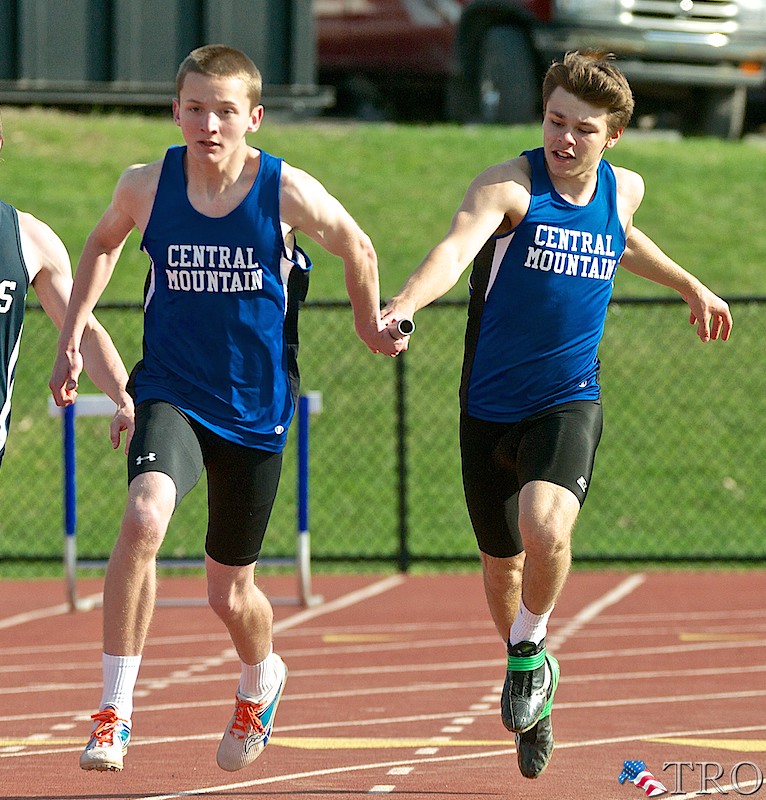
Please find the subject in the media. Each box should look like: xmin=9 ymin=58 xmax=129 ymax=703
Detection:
xmin=460 ymin=400 xmax=603 ymax=558
xmin=128 ymin=399 xmax=283 ymax=566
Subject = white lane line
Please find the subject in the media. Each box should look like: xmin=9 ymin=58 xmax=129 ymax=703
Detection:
xmin=7 ymin=711 xmax=766 ymax=761
xmin=274 ymin=606 xmax=766 ymax=633
xmin=548 ymin=573 xmax=646 ymax=650
xmin=4 ymin=650 xmax=766 ymax=706
xmin=2 ymin=603 xmax=762 ymax=656
xmin=273 ymin=575 xmax=405 ymax=635
xmin=0 ymin=576 xmax=403 ymax=638
xmin=6 ymin=632 xmax=766 ymax=679
xmin=132 ymin=750 xmax=520 ymax=800
xmin=0 ymin=635 xmax=492 ymax=674
xmin=3 ymin=603 xmax=762 ymax=661
xmin=672 ymin=780 xmax=761 ymax=800
xmin=0 ymin=594 xmax=102 ymax=631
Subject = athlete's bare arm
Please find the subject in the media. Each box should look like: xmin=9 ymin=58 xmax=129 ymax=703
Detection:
xmin=50 ymin=163 xmax=160 ymax=421
xmin=279 ymin=162 xmax=403 ymax=356
xmin=15 ymin=211 xmax=134 ymax=449
xmin=621 ymin=226 xmax=732 ymax=342
xmin=610 ymin=166 xmax=731 ymax=341
xmin=612 ymin=166 xmax=646 ymax=231
xmin=384 ymin=158 xmax=532 ymax=325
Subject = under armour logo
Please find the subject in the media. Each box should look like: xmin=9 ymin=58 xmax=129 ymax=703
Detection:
xmin=577 ymin=476 xmax=588 ymax=492
xmin=135 ymin=452 xmax=157 ymax=466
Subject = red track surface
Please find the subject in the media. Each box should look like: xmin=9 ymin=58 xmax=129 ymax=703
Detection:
xmin=1 ymin=570 xmax=766 ymax=799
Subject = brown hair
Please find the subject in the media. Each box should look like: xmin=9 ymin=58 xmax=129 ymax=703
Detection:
xmin=176 ymin=44 xmax=262 ymax=108
xmin=542 ymin=51 xmax=634 ymax=134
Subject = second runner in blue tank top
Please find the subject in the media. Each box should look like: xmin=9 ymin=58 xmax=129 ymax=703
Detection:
xmin=465 ymin=147 xmax=627 ymax=422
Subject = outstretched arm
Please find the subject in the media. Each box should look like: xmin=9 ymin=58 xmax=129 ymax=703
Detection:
xmin=20 ymin=212 xmax=134 ymax=452
xmin=280 ymin=163 xmax=404 ymax=356
xmin=383 ymin=162 xmax=527 ymax=331
xmin=621 ymin=226 xmax=732 ymax=342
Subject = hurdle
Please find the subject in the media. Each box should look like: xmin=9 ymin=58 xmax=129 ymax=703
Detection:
xmin=48 ymin=392 xmax=324 ymax=611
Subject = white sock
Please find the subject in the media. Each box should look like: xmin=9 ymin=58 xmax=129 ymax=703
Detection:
xmin=100 ymin=653 xmax=142 ymax=720
xmin=509 ymin=600 xmax=553 ymax=647
xmin=239 ymin=646 xmax=280 ymax=702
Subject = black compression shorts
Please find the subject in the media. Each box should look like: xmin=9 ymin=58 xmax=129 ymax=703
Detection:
xmin=128 ymin=399 xmax=283 ymax=566
xmin=460 ymin=400 xmax=603 ymax=558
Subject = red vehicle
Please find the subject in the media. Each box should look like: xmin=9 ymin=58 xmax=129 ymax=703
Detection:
xmin=315 ymin=0 xmax=766 ymax=137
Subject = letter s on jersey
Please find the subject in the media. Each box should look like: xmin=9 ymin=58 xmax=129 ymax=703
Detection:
xmin=0 ymin=280 xmax=17 ymax=313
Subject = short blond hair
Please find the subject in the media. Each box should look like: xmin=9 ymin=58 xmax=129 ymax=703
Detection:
xmin=176 ymin=44 xmax=262 ymax=108
xmin=542 ymin=51 xmax=634 ymax=135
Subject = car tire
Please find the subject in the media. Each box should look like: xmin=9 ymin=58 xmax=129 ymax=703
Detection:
xmin=478 ymin=26 xmax=539 ymax=124
xmin=686 ymin=86 xmax=747 ymax=139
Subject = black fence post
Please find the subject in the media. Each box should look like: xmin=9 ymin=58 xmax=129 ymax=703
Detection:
xmin=395 ymin=352 xmax=410 ymax=572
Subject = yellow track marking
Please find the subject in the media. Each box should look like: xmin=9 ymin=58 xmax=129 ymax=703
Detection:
xmin=271 ymin=737 xmax=513 ymax=749
xmin=679 ymin=633 xmax=764 ymax=642
xmin=0 ymin=738 xmax=83 ymax=746
xmin=0 ymin=735 xmax=513 ymax=751
xmin=646 ymin=737 xmax=766 ymax=752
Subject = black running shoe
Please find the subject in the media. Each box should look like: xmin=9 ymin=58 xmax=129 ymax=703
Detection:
xmin=501 ymin=639 xmax=550 ymax=733
xmin=515 ymin=654 xmax=560 ymax=779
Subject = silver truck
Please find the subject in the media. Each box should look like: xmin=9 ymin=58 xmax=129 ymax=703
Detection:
xmin=316 ymin=0 xmax=766 ymax=137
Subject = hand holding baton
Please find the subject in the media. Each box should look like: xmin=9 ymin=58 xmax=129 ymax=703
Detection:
xmin=387 ymin=318 xmax=415 ymax=339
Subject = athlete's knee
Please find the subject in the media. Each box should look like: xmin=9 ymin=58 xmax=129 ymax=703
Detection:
xmin=206 ymin=561 xmax=269 ymax=625
xmin=481 ymin=551 xmax=525 ymax=588
xmin=517 ymin=481 xmax=579 ymax=557
xmin=207 ymin=582 xmax=242 ymax=622
xmin=119 ymin=473 xmax=175 ymax=554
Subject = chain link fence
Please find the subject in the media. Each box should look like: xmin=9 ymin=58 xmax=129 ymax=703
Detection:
xmin=2 ymin=298 xmax=763 ymax=575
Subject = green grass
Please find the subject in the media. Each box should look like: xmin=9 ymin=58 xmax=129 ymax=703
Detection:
xmin=2 ymin=108 xmax=765 ymax=303
xmin=1 ymin=107 xmax=764 ymax=577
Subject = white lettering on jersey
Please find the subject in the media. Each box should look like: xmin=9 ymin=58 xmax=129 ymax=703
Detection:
xmin=533 ymin=225 xmax=615 ymax=257
xmin=0 ymin=280 xmax=17 ymax=313
xmin=165 ymin=245 xmax=264 ymax=294
xmin=525 ymin=225 xmax=618 ymax=282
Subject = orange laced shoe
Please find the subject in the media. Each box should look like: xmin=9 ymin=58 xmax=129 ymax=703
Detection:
xmin=79 ymin=706 xmax=131 ymax=772
xmin=216 ymin=654 xmax=287 ymax=772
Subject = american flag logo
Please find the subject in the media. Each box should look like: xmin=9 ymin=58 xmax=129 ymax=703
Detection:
xmin=619 ymin=759 xmax=668 ymax=797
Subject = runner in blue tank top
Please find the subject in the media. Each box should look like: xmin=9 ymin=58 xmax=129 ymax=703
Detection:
xmin=384 ymin=52 xmax=732 ymax=779
xmin=50 ymin=45 xmax=406 ymax=776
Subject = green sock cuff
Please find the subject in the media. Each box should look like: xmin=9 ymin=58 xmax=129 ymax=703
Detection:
xmin=507 ymin=647 xmax=546 ymax=672
xmin=540 ymin=655 xmax=560 ymax=719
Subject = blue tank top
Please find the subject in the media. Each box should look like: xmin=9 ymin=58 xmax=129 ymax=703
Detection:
xmin=0 ymin=202 xmax=30 ymax=460
xmin=133 ymin=146 xmax=311 ymax=451
xmin=461 ymin=147 xmax=626 ymax=422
